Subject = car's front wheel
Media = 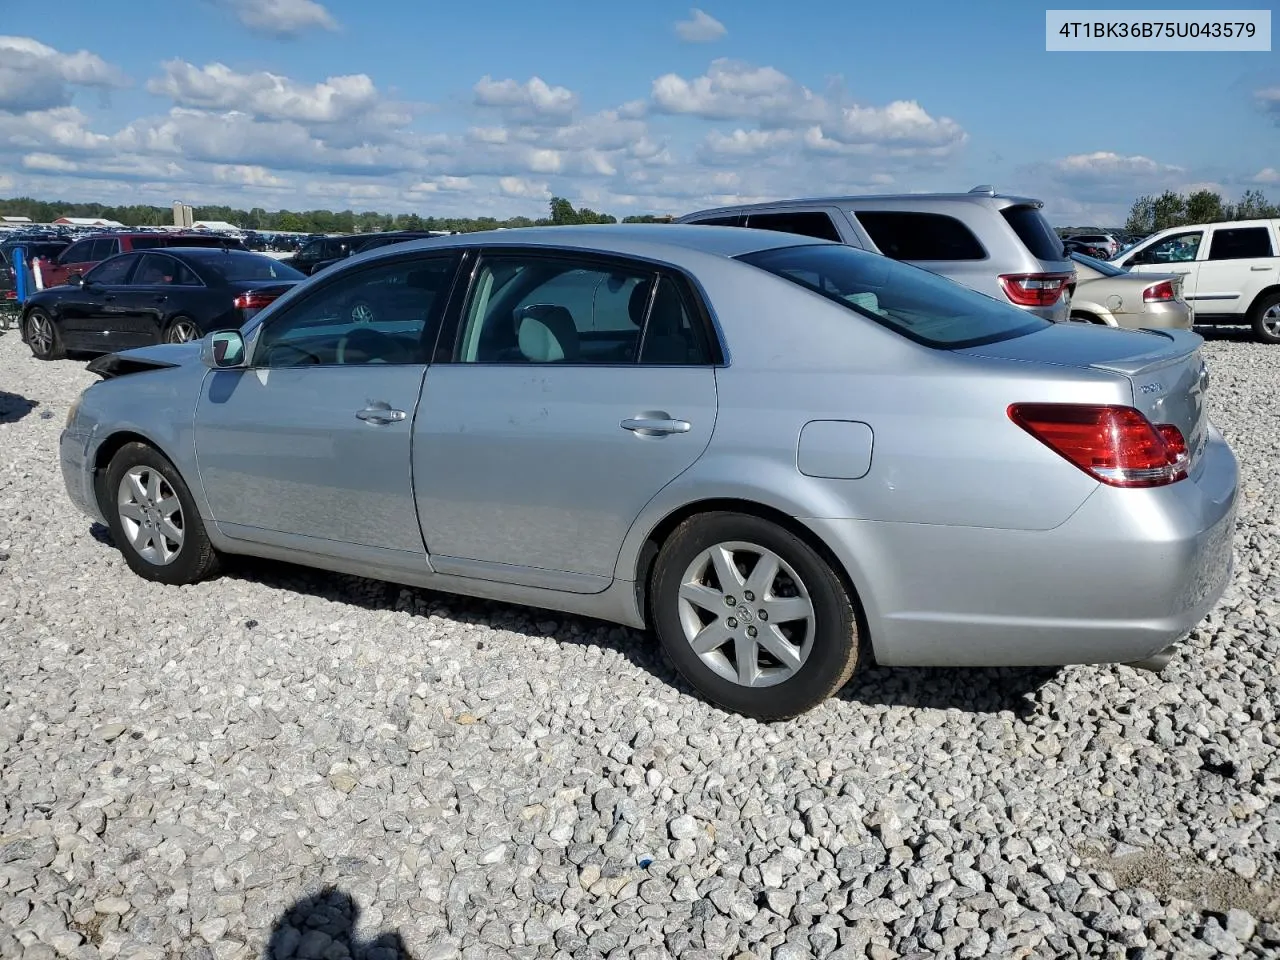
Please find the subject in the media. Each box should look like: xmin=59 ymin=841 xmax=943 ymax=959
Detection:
xmin=25 ymin=309 xmax=64 ymax=360
xmin=104 ymin=442 xmax=220 ymax=585
xmin=650 ymin=512 xmax=861 ymax=720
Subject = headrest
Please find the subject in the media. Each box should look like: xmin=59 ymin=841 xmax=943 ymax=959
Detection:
xmin=517 ymin=304 xmax=579 ymax=362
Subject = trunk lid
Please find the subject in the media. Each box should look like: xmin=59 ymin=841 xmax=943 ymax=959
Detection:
xmin=959 ymin=324 xmax=1210 ymax=469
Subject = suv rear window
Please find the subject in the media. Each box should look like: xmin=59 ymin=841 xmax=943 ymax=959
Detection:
xmin=744 ymin=212 xmax=842 ymax=242
xmin=740 ymin=243 xmax=1047 ymax=348
xmin=1208 ymin=227 xmax=1273 ymax=260
xmin=1001 ymin=205 xmax=1066 ymax=262
xmin=852 ymin=211 xmax=985 ymax=261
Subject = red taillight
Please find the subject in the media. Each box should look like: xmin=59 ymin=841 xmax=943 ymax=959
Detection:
xmin=1143 ymin=280 xmax=1177 ymax=303
xmin=998 ymin=272 xmax=1074 ymax=308
xmin=1008 ymin=403 xmax=1189 ymax=487
xmin=233 ymin=292 xmax=278 ymax=311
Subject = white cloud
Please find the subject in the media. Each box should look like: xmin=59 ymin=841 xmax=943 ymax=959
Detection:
xmin=1053 ymin=151 xmax=1183 ymax=182
xmin=499 ymin=176 xmax=550 ymax=199
xmin=474 ymin=76 xmax=578 ymax=120
xmin=702 ymin=128 xmax=795 ymax=158
xmin=674 ymin=9 xmax=727 ymax=43
xmin=1256 ymin=86 xmax=1280 ymax=113
xmin=526 ymin=149 xmax=563 ymax=174
xmin=23 ymin=152 xmax=78 ymax=172
xmin=213 ymin=163 xmax=289 ymax=188
xmin=653 ymin=59 xmax=822 ymax=125
xmin=1252 ymin=167 xmax=1280 ymax=184
xmin=0 ymin=174 xmax=12 ymax=191
xmin=0 ymin=36 xmax=129 ymax=113
xmin=147 ymin=61 xmax=409 ymax=130
xmin=214 ymin=0 xmax=338 ymax=37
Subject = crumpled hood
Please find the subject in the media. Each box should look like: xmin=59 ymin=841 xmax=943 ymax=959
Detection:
xmin=85 ymin=341 xmax=202 ymax=379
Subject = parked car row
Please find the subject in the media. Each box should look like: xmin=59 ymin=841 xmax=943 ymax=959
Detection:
xmin=53 ymin=223 xmax=1236 ymax=718
xmin=1112 ymin=219 xmax=1280 ymax=343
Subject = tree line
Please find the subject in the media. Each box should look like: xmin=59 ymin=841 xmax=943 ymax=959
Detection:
xmin=1124 ymin=188 xmax=1277 ymax=235
xmin=0 ymin=196 xmax=672 ymax=234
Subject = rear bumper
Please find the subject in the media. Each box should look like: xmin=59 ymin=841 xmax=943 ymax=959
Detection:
xmin=807 ymin=425 xmax=1238 ymax=667
xmin=60 ymin=429 xmax=105 ymax=524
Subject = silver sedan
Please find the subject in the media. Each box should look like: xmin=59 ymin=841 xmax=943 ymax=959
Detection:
xmin=60 ymin=225 xmax=1238 ymax=719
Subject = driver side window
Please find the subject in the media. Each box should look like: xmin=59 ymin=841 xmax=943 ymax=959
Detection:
xmin=1137 ymin=231 xmax=1203 ymax=264
xmin=254 ymin=256 xmax=457 ymax=368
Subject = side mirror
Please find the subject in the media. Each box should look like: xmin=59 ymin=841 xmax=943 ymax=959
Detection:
xmin=201 ymin=329 xmax=247 ymax=369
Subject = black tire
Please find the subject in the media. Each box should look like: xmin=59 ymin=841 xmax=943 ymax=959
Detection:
xmin=164 ymin=316 xmax=200 ymax=344
xmin=650 ymin=512 xmax=860 ymax=720
xmin=25 ymin=309 xmax=64 ymax=360
xmin=1249 ymin=292 xmax=1280 ymax=345
xmin=104 ymin=442 xmax=220 ymax=586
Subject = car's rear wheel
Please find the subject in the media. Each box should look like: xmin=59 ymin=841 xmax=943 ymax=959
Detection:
xmin=25 ymin=309 xmax=64 ymax=360
xmin=164 ymin=317 xmax=199 ymax=344
xmin=105 ymin=442 xmax=220 ymax=585
xmin=1250 ymin=293 xmax=1280 ymax=345
xmin=650 ymin=512 xmax=860 ymax=720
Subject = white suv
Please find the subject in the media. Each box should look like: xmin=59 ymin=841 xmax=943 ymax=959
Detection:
xmin=1113 ymin=219 xmax=1280 ymax=343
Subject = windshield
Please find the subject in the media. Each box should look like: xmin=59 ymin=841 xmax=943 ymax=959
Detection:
xmin=202 ymin=252 xmax=305 ymax=282
xmin=738 ymin=244 xmax=1049 ymax=348
xmin=1071 ymin=252 xmax=1126 ymax=276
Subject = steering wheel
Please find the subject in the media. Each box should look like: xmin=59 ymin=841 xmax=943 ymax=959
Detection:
xmin=336 ymin=327 xmax=399 ymax=365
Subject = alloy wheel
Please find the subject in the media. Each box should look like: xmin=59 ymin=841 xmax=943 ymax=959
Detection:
xmin=1263 ymin=304 xmax=1280 ymax=339
xmin=167 ymin=320 xmax=198 ymax=343
xmin=677 ymin=541 xmax=815 ymax=688
xmin=116 ymin=466 xmax=185 ymax=565
xmin=351 ymin=302 xmax=375 ymax=323
xmin=27 ymin=313 xmax=53 ymax=355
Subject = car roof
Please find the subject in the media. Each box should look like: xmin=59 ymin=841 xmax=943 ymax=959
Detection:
xmin=360 ymin=223 xmax=828 ymax=263
xmin=129 ymin=246 xmax=270 ymax=262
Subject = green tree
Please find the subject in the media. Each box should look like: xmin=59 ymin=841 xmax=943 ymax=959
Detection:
xmin=1184 ymin=189 xmax=1228 ymax=224
xmin=548 ymin=197 xmax=579 ymax=225
xmin=1151 ymin=190 xmax=1188 ymax=232
xmin=1234 ymin=189 xmax=1278 ymax=220
xmin=1125 ymin=195 xmax=1156 ymax=235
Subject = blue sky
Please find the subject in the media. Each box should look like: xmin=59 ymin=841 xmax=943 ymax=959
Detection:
xmin=0 ymin=0 xmax=1276 ymax=224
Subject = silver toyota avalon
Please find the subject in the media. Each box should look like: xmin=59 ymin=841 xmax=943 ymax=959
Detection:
xmin=58 ymin=225 xmax=1237 ymax=719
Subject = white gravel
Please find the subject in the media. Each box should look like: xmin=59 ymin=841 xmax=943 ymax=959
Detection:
xmin=0 ymin=327 xmax=1277 ymax=960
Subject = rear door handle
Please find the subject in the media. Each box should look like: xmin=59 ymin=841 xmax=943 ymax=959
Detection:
xmin=621 ymin=416 xmax=691 ymax=436
xmin=1251 ymin=265 xmax=1273 ymax=271
xmin=356 ymin=405 xmax=407 ymax=424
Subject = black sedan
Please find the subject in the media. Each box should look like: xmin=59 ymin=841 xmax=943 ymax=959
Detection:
xmin=20 ymin=248 xmax=304 ymax=360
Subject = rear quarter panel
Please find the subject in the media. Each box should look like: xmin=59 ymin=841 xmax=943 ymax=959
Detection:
xmin=617 ymin=260 xmax=1125 ymax=575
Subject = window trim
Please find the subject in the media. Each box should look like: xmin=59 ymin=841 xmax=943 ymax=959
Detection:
xmin=1206 ymin=226 xmax=1274 ymax=262
xmin=434 ymin=246 xmax=725 ymax=367
xmin=246 ymin=250 xmax=464 ymax=369
xmin=132 ymin=252 xmax=205 ymax=288
xmin=85 ymin=252 xmax=141 ymax=286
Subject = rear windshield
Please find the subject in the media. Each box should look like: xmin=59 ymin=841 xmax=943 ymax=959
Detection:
xmin=1071 ymin=252 xmax=1126 ymax=276
xmin=1001 ymin=205 xmax=1066 ymax=262
xmin=201 ymin=252 xmax=304 ymax=282
xmin=738 ymin=244 xmax=1048 ymax=349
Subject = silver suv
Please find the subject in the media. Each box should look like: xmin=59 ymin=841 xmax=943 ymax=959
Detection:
xmin=678 ymin=187 xmax=1075 ymax=322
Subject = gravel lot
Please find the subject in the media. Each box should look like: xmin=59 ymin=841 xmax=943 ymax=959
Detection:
xmin=0 ymin=327 xmax=1277 ymax=960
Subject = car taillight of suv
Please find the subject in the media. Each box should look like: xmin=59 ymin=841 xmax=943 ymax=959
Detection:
xmin=998 ymin=272 xmax=1074 ymax=308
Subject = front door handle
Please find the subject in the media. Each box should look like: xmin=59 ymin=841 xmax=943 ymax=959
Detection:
xmin=621 ymin=416 xmax=691 ymax=436
xmin=356 ymin=405 xmax=407 ymax=424
xmin=1251 ymin=265 xmax=1273 ymax=271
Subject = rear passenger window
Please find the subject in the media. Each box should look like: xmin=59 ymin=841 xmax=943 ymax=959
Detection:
xmin=745 ymin=212 xmax=842 ymax=242
xmin=1208 ymin=227 xmax=1273 ymax=261
xmin=853 ymin=212 xmax=985 ymax=261
xmin=999 ymin=205 xmax=1065 ymax=262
